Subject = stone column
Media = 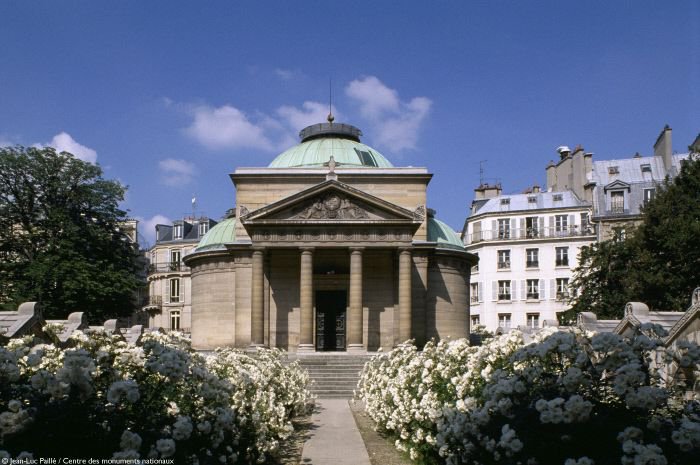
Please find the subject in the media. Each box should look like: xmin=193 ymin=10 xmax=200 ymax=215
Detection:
xmin=398 ymin=248 xmax=412 ymax=343
xmin=298 ymin=247 xmax=315 ymax=352
xmin=250 ymin=248 xmax=265 ymax=347
xmin=348 ymin=247 xmax=364 ymax=352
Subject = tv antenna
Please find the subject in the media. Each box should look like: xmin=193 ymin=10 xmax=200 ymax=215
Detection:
xmin=327 ymin=78 xmax=334 ymax=123
xmin=479 ymin=160 xmax=487 ymax=185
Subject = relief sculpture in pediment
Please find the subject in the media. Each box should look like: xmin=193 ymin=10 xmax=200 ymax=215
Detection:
xmin=293 ymin=194 xmax=369 ymax=220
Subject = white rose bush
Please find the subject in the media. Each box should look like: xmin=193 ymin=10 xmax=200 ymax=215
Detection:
xmin=356 ymin=327 xmax=700 ymax=464
xmin=0 ymin=328 xmax=312 ymax=463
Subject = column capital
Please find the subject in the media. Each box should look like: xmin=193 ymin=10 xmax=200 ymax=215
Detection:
xmin=398 ymin=247 xmax=413 ymax=254
xmin=299 ymin=247 xmax=315 ymax=254
xmin=252 ymin=247 xmax=266 ymax=254
xmin=349 ymin=246 xmax=365 ymax=253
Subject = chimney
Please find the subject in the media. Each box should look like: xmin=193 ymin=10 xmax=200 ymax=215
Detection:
xmin=532 ymin=184 xmax=541 ymax=193
xmin=653 ymin=125 xmax=672 ymax=173
xmin=556 ymin=146 xmax=571 ymax=160
xmin=474 ymin=183 xmax=502 ymax=199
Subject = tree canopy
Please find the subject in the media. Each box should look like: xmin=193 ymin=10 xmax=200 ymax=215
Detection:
xmin=0 ymin=146 xmax=141 ymax=321
xmin=566 ymin=153 xmax=700 ymax=319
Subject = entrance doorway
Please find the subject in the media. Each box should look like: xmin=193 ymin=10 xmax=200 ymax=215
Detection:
xmin=315 ymin=290 xmax=346 ymax=351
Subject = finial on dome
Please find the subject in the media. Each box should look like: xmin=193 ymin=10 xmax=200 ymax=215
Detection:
xmin=327 ymin=112 xmax=335 ymax=123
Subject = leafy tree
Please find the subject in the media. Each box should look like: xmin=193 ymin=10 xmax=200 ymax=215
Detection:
xmin=0 ymin=146 xmax=140 ymax=321
xmin=566 ymin=152 xmax=700 ymax=320
xmin=564 ymin=233 xmax=638 ymax=320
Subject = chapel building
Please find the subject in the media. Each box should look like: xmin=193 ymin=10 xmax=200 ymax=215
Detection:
xmin=184 ymin=120 xmax=476 ymax=351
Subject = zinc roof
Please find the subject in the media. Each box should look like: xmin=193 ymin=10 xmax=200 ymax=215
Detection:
xmin=268 ymin=137 xmax=393 ymax=168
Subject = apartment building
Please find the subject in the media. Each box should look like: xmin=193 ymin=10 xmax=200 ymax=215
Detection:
xmin=462 ymin=185 xmax=596 ymax=332
xmin=143 ymin=215 xmax=218 ymax=332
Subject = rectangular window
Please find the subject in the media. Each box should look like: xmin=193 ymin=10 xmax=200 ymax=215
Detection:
xmin=169 ymin=278 xmax=180 ymax=303
xmin=498 ymin=218 xmax=510 ymax=239
xmin=643 ymin=188 xmax=656 ymax=204
xmin=199 ymin=222 xmax=209 ymax=236
xmin=526 ymin=248 xmax=539 ymax=268
xmin=527 ymin=313 xmax=540 ymax=329
xmin=497 ymin=250 xmax=511 ymax=269
xmin=526 ymin=216 xmax=539 ymax=238
xmin=556 ymin=278 xmax=570 ymax=300
xmin=553 ymin=194 xmax=563 ymax=201
xmin=608 ymin=166 xmax=619 ymax=175
xmin=527 ymin=279 xmax=539 ymax=299
xmin=472 ymin=252 xmax=479 ymax=272
xmin=173 ymin=224 xmax=183 ymax=239
xmin=500 ymin=198 xmax=510 ymax=206
xmin=471 ymin=315 xmax=480 ymax=327
xmin=498 ymin=313 xmax=511 ymax=329
xmin=470 ymin=283 xmax=479 ymax=304
xmin=170 ymin=250 xmax=181 ymax=271
xmin=611 ymin=191 xmax=625 ymax=214
xmin=555 ymin=215 xmax=568 ymax=232
xmin=641 ymin=164 xmax=652 ymax=173
xmin=498 ymin=280 xmax=511 ymax=301
xmin=528 ymin=196 xmax=537 ymax=204
xmin=170 ymin=310 xmax=181 ymax=330
xmin=555 ymin=247 xmax=569 ymax=267
xmin=581 ymin=212 xmax=590 ymax=233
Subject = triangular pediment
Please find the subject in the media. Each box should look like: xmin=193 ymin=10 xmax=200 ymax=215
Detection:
xmin=241 ymin=180 xmax=422 ymax=224
xmin=604 ymin=179 xmax=631 ymax=192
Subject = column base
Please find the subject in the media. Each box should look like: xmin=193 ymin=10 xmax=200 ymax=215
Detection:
xmin=247 ymin=343 xmax=265 ymax=352
xmin=347 ymin=344 xmax=366 ymax=353
xmin=297 ymin=344 xmax=315 ymax=353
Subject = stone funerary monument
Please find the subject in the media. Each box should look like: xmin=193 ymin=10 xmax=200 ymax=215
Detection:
xmin=184 ymin=119 xmax=477 ymax=351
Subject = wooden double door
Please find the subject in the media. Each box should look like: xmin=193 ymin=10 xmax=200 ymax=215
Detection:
xmin=315 ymin=290 xmax=346 ymax=351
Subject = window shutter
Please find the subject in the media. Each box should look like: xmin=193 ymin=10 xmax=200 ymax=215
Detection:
xmin=179 ymin=279 xmax=184 ymax=303
xmin=492 ymin=281 xmax=498 ymax=301
xmin=539 ymin=279 xmax=545 ymax=299
xmin=539 ymin=217 xmax=545 ymax=233
xmin=165 ymin=279 xmax=171 ymax=304
xmin=550 ymin=279 xmax=556 ymax=300
xmin=510 ymin=281 xmax=515 ymax=299
xmin=492 ymin=220 xmax=497 ymax=239
xmin=569 ymin=215 xmax=575 ymax=230
xmin=521 ymin=280 xmax=527 ymax=300
xmin=511 ymin=219 xmax=516 ymax=234
xmin=519 ymin=218 xmax=525 ymax=238
xmin=548 ymin=216 xmax=554 ymax=235
xmin=478 ymin=283 xmax=482 ymax=302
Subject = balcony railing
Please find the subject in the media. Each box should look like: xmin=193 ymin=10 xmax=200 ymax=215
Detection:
xmin=148 ymin=262 xmax=190 ymax=274
xmin=498 ymin=293 xmax=511 ymax=301
xmin=470 ymin=295 xmax=479 ymax=304
xmin=497 ymin=260 xmax=510 ymax=269
xmin=526 ymin=260 xmax=539 ymax=268
xmin=526 ymin=292 xmax=540 ymax=300
xmin=142 ymin=295 xmax=162 ymax=309
xmin=467 ymin=224 xmax=596 ymax=245
xmin=556 ymin=291 xmax=570 ymax=301
xmin=555 ymin=259 xmax=569 ymax=267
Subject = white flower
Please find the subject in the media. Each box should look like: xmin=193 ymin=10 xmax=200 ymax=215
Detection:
xmin=107 ymin=379 xmax=140 ymax=404
xmin=119 ymin=430 xmax=142 ymax=451
xmin=156 ymin=438 xmax=176 ymax=457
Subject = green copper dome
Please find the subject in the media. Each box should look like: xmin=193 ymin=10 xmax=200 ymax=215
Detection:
xmin=268 ymin=122 xmax=393 ymax=168
xmin=195 ymin=217 xmax=237 ymax=252
xmin=428 ymin=217 xmax=465 ymax=251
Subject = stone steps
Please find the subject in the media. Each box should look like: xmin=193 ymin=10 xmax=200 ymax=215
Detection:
xmin=289 ymin=354 xmax=374 ymax=399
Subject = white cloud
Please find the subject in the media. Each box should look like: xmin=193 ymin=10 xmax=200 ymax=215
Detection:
xmin=158 ymin=158 xmax=197 ymax=186
xmin=274 ymin=68 xmax=302 ymax=80
xmin=46 ymin=132 xmax=98 ymax=163
xmin=276 ymin=101 xmax=338 ymax=132
xmin=345 ymin=76 xmax=432 ymax=151
xmin=184 ymin=100 xmax=338 ymax=152
xmin=0 ymin=135 xmax=15 ymax=147
xmin=185 ymin=105 xmax=276 ymax=151
xmin=136 ymin=214 xmax=171 ymax=247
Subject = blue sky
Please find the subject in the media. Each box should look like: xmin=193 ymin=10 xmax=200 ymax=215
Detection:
xmin=1 ymin=1 xmax=697 ymax=247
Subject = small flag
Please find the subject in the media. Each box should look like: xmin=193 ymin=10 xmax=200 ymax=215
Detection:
xmin=192 ymin=196 xmax=196 ymax=205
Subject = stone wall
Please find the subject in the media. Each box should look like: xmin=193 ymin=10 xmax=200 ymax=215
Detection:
xmin=190 ymin=255 xmax=236 ymax=349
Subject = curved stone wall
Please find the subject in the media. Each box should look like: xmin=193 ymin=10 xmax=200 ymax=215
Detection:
xmin=189 ymin=254 xmax=236 ymax=349
xmin=426 ymin=252 xmax=471 ymax=341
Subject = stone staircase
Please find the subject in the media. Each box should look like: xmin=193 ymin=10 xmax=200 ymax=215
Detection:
xmin=289 ymin=354 xmax=374 ymax=399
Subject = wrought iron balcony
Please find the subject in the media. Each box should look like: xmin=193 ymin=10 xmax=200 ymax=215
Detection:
xmin=497 ymin=260 xmax=511 ymax=269
xmin=555 ymin=259 xmax=569 ymax=267
xmin=465 ymin=224 xmax=596 ymax=245
xmin=142 ymin=295 xmax=162 ymax=310
xmin=526 ymin=292 xmax=540 ymax=300
xmin=526 ymin=260 xmax=539 ymax=268
xmin=148 ymin=262 xmax=190 ymax=274
xmin=498 ymin=293 xmax=511 ymax=301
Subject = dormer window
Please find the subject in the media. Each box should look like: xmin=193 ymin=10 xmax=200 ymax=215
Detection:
xmin=553 ymin=194 xmax=563 ymax=201
xmin=608 ymin=166 xmax=619 ymax=175
xmin=500 ymin=198 xmax=510 ymax=205
xmin=173 ymin=224 xmax=183 ymax=239
xmin=199 ymin=222 xmax=209 ymax=236
xmin=528 ymin=196 xmax=537 ymax=204
xmin=641 ymin=164 xmax=652 ymax=173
